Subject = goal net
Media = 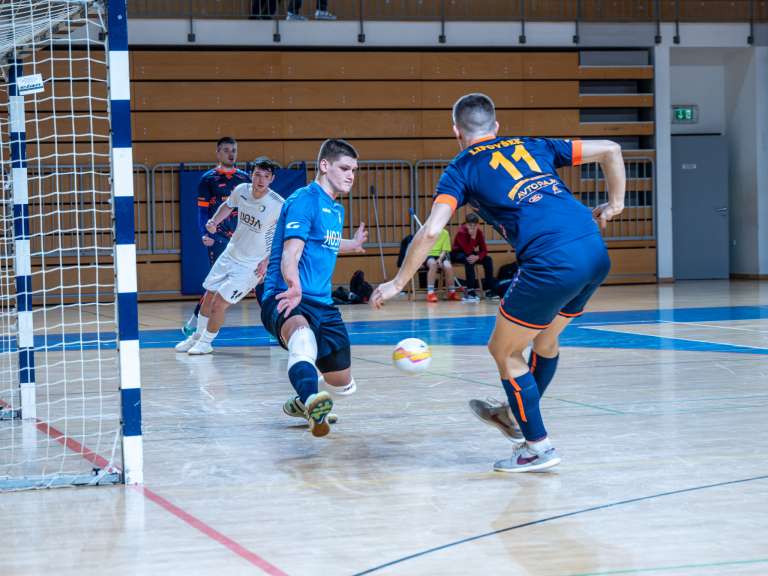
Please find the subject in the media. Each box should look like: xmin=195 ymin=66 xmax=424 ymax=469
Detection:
xmin=0 ymin=0 xmax=141 ymax=489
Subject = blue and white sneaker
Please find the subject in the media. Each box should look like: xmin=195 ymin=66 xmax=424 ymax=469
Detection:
xmin=493 ymin=443 xmax=561 ymax=473
xmin=284 ymin=395 xmax=338 ymax=426
xmin=181 ymin=314 xmax=196 ymax=337
xmin=304 ymin=392 xmax=334 ymax=437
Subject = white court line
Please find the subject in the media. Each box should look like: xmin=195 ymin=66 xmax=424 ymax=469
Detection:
xmin=658 ymin=320 xmax=768 ymax=335
xmin=582 ymin=325 xmax=768 ymax=352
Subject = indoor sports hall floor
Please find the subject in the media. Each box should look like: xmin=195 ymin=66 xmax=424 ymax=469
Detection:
xmin=5 ymin=280 xmax=768 ymax=575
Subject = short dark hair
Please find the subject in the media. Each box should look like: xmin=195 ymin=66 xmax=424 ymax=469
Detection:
xmin=452 ymin=93 xmax=496 ymax=136
xmin=317 ymin=139 xmax=358 ymax=165
xmin=465 ymin=212 xmax=479 ymax=224
xmin=252 ymin=156 xmax=280 ymax=175
xmin=216 ymin=136 xmax=237 ymax=149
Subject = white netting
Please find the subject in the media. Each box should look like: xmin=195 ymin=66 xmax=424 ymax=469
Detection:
xmin=0 ymin=0 xmax=122 ymax=489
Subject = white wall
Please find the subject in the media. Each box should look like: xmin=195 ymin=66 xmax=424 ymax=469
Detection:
xmin=666 ymin=47 xmax=768 ymax=276
xmin=756 ymin=48 xmax=768 ymax=275
xmin=669 ymin=59 xmax=725 ymax=135
xmin=654 ymin=45 xmax=674 ymax=280
xmin=724 ymin=50 xmax=758 ymax=274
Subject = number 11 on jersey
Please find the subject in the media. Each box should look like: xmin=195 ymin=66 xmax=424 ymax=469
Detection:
xmin=489 ymin=145 xmax=542 ymax=180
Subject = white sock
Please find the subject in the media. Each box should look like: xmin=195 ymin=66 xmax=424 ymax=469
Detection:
xmin=199 ymin=329 xmax=218 ymax=344
xmin=528 ymin=437 xmax=553 ymax=453
xmin=427 ymin=285 xmax=435 ymax=293
xmin=195 ymin=314 xmax=209 ymax=336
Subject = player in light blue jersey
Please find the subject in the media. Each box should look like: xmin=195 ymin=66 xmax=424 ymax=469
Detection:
xmin=372 ymin=93 xmax=626 ymax=472
xmin=261 ymin=139 xmax=367 ymax=437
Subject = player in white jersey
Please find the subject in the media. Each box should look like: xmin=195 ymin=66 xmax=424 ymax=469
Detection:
xmin=176 ymin=157 xmax=284 ymax=355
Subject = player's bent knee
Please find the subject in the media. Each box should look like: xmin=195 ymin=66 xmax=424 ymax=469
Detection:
xmin=286 ymin=326 xmax=317 ymax=370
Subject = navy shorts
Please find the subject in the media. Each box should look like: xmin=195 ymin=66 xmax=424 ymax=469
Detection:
xmin=499 ymin=233 xmax=611 ymax=330
xmin=260 ymin=294 xmax=351 ymax=373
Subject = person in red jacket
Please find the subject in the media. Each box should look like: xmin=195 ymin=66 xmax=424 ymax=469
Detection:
xmin=452 ymin=212 xmax=495 ymax=300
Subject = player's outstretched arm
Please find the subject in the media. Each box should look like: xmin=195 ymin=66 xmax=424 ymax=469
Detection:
xmin=370 ymin=202 xmax=453 ymax=308
xmin=339 ymin=223 xmax=367 ymax=254
xmin=205 ymin=203 xmax=234 ymax=234
xmin=276 ymin=238 xmax=305 ymax=315
xmin=580 ymin=140 xmax=626 ymax=229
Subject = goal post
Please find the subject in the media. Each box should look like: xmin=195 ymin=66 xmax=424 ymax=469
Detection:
xmin=0 ymin=0 xmax=142 ymax=489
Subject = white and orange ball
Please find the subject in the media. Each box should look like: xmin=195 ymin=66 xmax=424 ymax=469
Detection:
xmin=392 ymin=338 xmax=432 ymax=373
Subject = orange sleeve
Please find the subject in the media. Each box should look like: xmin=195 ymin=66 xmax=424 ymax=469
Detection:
xmin=434 ymin=194 xmax=458 ymax=212
xmin=572 ymin=140 xmax=583 ymax=166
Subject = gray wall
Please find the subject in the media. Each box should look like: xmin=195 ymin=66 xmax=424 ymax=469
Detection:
xmin=670 ymin=47 xmax=768 ymax=276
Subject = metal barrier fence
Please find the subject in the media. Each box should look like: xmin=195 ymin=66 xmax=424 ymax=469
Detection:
xmin=128 ymin=0 xmax=768 ymax=22
xmin=149 ymin=162 xmax=252 ymax=254
xmin=140 ymin=156 xmax=654 ymax=255
xmin=286 ymin=160 xmax=414 ymax=248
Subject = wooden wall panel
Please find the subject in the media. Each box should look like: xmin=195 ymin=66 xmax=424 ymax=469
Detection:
xmin=133 ymin=80 xmax=651 ymax=112
xmin=131 ymin=51 xmax=282 ymax=80
xmin=130 ymin=109 xmax=651 ymax=142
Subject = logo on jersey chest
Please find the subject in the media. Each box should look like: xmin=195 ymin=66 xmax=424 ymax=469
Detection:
xmin=323 ymin=229 xmax=342 ymax=251
xmin=239 ymin=211 xmax=262 ymax=230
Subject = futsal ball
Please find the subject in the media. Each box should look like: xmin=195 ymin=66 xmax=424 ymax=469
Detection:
xmin=392 ymin=338 xmax=432 ymax=373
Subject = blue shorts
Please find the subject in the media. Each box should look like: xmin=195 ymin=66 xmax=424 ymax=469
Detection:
xmin=499 ymin=233 xmax=610 ymax=330
xmin=260 ymin=294 xmax=351 ymax=373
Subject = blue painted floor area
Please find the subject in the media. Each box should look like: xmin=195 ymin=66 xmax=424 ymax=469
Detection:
xmin=9 ymin=305 xmax=768 ymax=354
xmin=147 ymin=304 xmax=768 ymax=354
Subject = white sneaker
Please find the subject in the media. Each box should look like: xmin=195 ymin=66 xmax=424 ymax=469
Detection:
xmin=494 ymin=443 xmax=561 ymax=473
xmin=175 ymin=334 xmax=199 ymax=353
xmin=314 ymin=9 xmax=336 ymax=19
xmin=187 ymin=340 xmax=213 ymax=355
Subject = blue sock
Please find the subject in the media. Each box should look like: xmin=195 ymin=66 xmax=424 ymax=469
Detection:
xmin=288 ymin=361 xmax=318 ymax=404
xmin=501 ymin=372 xmax=547 ymax=441
xmin=529 ymin=352 xmax=559 ymax=397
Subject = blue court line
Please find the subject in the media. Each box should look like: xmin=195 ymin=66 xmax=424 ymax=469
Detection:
xmin=351 ymin=474 xmax=768 ymax=576
xmin=2 ymin=305 xmax=768 ymax=354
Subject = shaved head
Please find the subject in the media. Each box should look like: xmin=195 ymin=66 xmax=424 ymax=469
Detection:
xmin=452 ymin=93 xmax=497 ymax=138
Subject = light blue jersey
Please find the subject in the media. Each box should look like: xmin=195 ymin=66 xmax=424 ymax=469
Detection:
xmin=263 ymin=182 xmax=344 ymax=305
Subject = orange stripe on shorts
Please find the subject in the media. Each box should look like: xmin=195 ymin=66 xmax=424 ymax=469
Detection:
xmin=498 ymin=306 xmax=550 ymax=330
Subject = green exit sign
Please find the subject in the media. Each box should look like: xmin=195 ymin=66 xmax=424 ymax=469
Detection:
xmin=672 ymin=105 xmax=698 ymax=124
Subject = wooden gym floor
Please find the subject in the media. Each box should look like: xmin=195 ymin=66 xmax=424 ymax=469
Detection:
xmin=2 ymin=280 xmax=768 ymax=575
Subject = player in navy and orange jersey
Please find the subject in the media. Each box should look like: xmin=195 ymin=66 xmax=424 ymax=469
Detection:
xmin=182 ymin=137 xmax=251 ymax=336
xmin=371 ymin=93 xmax=626 ymax=473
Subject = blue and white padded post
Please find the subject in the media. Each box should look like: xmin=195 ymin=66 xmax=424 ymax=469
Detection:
xmin=108 ymin=0 xmax=143 ymax=484
xmin=9 ymin=60 xmax=35 ymax=420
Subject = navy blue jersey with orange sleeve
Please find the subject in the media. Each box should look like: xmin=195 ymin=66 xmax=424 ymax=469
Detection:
xmin=434 ymin=137 xmax=598 ymax=261
xmin=197 ymin=167 xmax=251 ymax=238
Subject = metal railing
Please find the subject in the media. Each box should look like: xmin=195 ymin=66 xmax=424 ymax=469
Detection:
xmin=148 ymin=162 xmax=252 ymax=254
xmin=286 ymin=160 xmax=414 ymax=248
xmin=138 ymin=156 xmax=655 ymax=256
xmin=128 ymin=0 xmax=768 ymax=22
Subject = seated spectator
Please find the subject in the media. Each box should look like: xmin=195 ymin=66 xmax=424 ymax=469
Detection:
xmin=426 ymin=229 xmax=460 ymax=303
xmin=451 ymin=212 xmax=495 ymax=301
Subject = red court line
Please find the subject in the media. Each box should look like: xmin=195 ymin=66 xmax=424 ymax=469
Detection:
xmin=0 ymin=398 xmax=288 ymax=575
xmin=136 ymin=486 xmax=289 ymax=576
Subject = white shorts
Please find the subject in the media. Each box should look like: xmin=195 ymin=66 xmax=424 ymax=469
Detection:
xmin=202 ymin=252 xmax=261 ymax=304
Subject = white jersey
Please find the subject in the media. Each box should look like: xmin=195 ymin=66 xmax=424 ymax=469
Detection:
xmin=223 ymin=183 xmax=283 ymax=266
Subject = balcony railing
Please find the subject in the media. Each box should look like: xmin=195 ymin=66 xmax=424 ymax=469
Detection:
xmin=128 ymin=0 xmax=768 ymax=22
